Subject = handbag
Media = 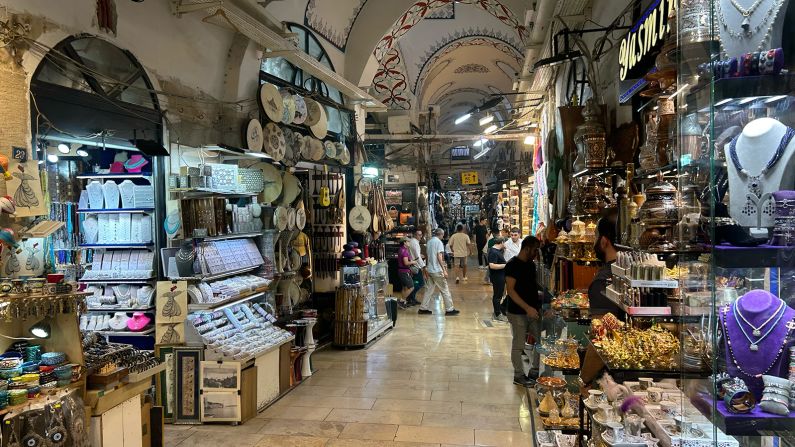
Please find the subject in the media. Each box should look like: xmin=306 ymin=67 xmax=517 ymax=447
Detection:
xmin=409 ymin=264 xmax=420 ymax=275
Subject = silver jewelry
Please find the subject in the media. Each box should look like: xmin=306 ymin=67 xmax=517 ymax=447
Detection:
xmin=736 ymin=299 xmax=785 ymax=336
xmin=717 ymin=0 xmax=785 ymax=54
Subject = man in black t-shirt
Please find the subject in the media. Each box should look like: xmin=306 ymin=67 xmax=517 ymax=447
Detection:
xmin=505 ymin=236 xmax=541 ymax=387
xmin=487 ymin=237 xmax=507 ymax=321
xmin=474 ymin=218 xmax=489 ymax=269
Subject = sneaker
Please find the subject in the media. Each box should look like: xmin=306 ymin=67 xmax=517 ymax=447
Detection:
xmin=462 ymin=277 xmax=468 ymax=281
xmin=445 ymin=309 xmax=461 ymax=316
xmin=398 ymin=301 xmax=408 ymax=309
xmin=493 ymin=314 xmax=508 ymax=322
xmin=513 ymin=375 xmax=534 ymax=387
xmin=418 ymin=309 xmax=432 ymax=315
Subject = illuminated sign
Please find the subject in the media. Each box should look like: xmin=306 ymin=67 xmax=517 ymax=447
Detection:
xmin=618 ymin=0 xmax=676 ymax=81
xmin=461 ymin=171 xmax=479 ymax=185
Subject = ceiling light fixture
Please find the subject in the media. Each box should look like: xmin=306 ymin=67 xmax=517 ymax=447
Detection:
xmin=483 ymin=124 xmax=498 ymax=134
xmin=472 ymin=138 xmax=487 ymax=147
xmin=454 ymin=113 xmax=472 ymax=125
xmin=479 ymin=115 xmax=494 ymax=126
xmin=46 ymin=154 xmax=59 ymax=163
xmin=76 ymin=149 xmax=89 ymax=157
xmin=57 ymin=143 xmax=70 ymax=154
xmin=524 ymin=135 xmax=537 ymax=145
xmin=474 ymin=146 xmax=491 ymax=160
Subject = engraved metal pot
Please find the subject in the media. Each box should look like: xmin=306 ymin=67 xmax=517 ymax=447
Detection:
xmin=638 ymin=174 xmax=678 ymax=226
xmin=574 ymin=99 xmax=607 ymax=169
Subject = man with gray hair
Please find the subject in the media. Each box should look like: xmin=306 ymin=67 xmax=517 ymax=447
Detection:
xmin=418 ymin=228 xmax=460 ymax=316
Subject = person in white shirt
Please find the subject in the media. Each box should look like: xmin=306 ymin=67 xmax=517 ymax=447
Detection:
xmin=405 ymin=230 xmax=426 ymax=306
xmin=503 ymin=227 xmax=522 ymax=262
xmin=418 ymin=228 xmax=460 ymax=316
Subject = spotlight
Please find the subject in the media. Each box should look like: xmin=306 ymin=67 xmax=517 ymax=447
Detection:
xmin=483 ymin=124 xmax=498 ymax=134
xmin=524 ymin=135 xmax=537 ymax=145
xmin=57 ymin=143 xmax=70 ymax=154
xmin=76 ymin=149 xmax=89 ymax=157
xmin=454 ymin=113 xmax=471 ymax=125
xmin=29 ymin=320 xmax=51 ymax=339
xmin=479 ymin=115 xmax=494 ymax=126
xmin=473 ymin=138 xmax=487 ymax=147
xmin=46 ymin=154 xmax=59 ymax=163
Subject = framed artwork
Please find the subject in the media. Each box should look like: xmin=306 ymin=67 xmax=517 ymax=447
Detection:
xmin=155 ymin=345 xmax=176 ymax=422
xmin=156 ymin=322 xmax=185 ymax=345
xmin=200 ymin=392 xmax=241 ymax=422
xmin=174 ymin=347 xmax=203 ymax=424
xmin=156 ymin=281 xmax=187 ymax=323
xmin=200 ymin=361 xmax=240 ymax=392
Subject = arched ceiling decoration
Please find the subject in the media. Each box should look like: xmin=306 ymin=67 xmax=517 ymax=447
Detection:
xmin=304 ymin=0 xmax=368 ymax=51
xmin=372 ymin=47 xmax=413 ymax=110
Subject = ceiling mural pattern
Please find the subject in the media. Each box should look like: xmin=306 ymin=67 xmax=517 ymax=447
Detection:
xmin=305 ymin=0 xmax=368 ymax=51
xmin=434 ymin=86 xmax=489 ymax=105
xmin=454 ymin=63 xmax=489 ymax=73
xmin=412 ymin=33 xmax=521 ymax=93
xmin=372 ymin=47 xmax=412 ymax=110
xmin=426 ymin=3 xmax=455 ymax=19
xmin=372 ymin=0 xmax=527 ymax=64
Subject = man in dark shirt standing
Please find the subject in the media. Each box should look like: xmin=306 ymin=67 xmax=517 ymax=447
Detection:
xmin=474 ymin=218 xmax=489 ymax=269
xmin=487 ymin=237 xmax=507 ymax=322
xmin=587 ymin=217 xmax=622 ymax=318
xmin=505 ymin=236 xmax=541 ymax=387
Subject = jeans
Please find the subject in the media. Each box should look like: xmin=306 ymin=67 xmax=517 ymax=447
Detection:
xmin=490 ymin=274 xmax=504 ymax=316
xmin=420 ymin=272 xmax=455 ymax=311
xmin=407 ymin=270 xmax=425 ymax=302
xmin=507 ymin=312 xmax=541 ymax=378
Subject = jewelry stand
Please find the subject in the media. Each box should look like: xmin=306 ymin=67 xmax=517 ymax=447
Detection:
xmin=300 ymin=318 xmax=317 ymax=378
xmin=717 ymin=0 xmax=789 ymax=58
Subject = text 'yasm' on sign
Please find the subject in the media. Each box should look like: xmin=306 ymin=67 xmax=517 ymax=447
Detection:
xmin=618 ymin=0 xmax=677 ymax=81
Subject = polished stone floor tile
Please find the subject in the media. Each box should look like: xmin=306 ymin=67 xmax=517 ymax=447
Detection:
xmin=279 ymin=395 xmax=376 ymax=410
xmin=343 ymin=386 xmax=434 ymax=400
xmin=258 ymin=419 xmax=347 ymax=437
xmin=325 ymin=408 xmax=424 ymax=425
xmin=253 ymin=434 xmax=329 ymax=447
xmin=474 ymin=429 xmax=535 ymax=446
xmin=394 ymin=425 xmax=474 ymax=445
xmin=337 ymin=422 xmax=399 ymax=441
xmin=420 ymin=412 xmax=522 ymax=431
xmin=257 ymin=403 xmax=334 ymax=421
xmin=373 ymin=398 xmax=462 ymax=414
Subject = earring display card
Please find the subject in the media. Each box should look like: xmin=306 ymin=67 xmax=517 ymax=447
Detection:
xmin=117 ymin=212 xmax=132 ymax=242
xmin=80 ymin=249 xmax=155 ymax=280
xmin=156 ymin=281 xmax=187 ymax=324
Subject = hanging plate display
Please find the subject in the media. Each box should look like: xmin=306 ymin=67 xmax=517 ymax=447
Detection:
xmin=258 ymin=83 xmax=283 ymax=123
xmin=309 ymin=105 xmax=328 ymax=139
xmin=258 ymin=162 xmax=283 ymax=204
xmin=293 ymin=95 xmax=307 ymax=124
xmin=299 ymin=134 xmax=312 ymax=160
xmin=295 ymin=207 xmax=306 ymax=230
xmin=349 ymin=205 xmax=372 ymax=233
xmin=273 ymin=206 xmax=289 ymax=231
xmin=304 ymin=99 xmax=322 ymax=126
xmin=280 ymin=171 xmax=301 ymax=206
xmin=245 ymin=119 xmax=264 ymax=153
xmin=264 ymin=123 xmax=286 ymax=162
xmin=357 ymin=177 xmax=373 ymax=195
xmin=280 ymin=90 xmax=296 ymax=125
xmin=308 ymin=138 xmax=325 ymax=161
xmin=282 ymin=128 xmax=296 ymax=167
xmin=323 ymin=140 xmax=337 ymax=159
xmin=338 ymin=144 xmax=351 ymax=165
xmin=287 ymin=207 xmax=296 ymax=230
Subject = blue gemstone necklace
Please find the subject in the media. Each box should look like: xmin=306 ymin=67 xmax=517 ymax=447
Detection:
xmin=732 ymin=299 xmax=786 ymax=351
xmin=729 ymin=126 xmax=795 ymax=196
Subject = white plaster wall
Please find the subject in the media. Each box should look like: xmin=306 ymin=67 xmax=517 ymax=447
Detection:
xmin=3 ymin=0 xmax=239 ymax=100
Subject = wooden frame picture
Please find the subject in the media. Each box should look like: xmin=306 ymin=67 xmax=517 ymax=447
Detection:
xmin=200 ymin=361 xmax=241 ymax=392
xmin=200 ymin=391 xmax=241 ymax=422
xmin=155 ymin=345 xmax=176 ymax=422
xmin=174 ymin=346 xmax=203 ymax=424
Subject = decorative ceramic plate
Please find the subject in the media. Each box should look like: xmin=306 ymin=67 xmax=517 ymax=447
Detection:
xmin=336 ymin=142 xmax=350 ymax=164
xmin=280 ymin=90 xmax=296 ymax=125
xmin=309 ymin=104 xmax=328 ymax=138
xmin=282 ymin=128 xmax=296 ymax=167
xmin=323 ymin=140 xmax=337 ymax=159
xmin=287 ymin=207 xmax=296 ymax=230
xmin=304 ymin=98 xmax=321 ymax=126
xmin=357 ymin=177 xmax=373 ymax=195
xmin=264 ymin=123 xmax=286 ymax=162
xmin=258 ymin=162 xmax=283 ymax=204
xmin=295 ymin=207 xmax=306 ymax=230
xmin=293 ymin=95 xmax=307 ymax=124
xmin=308 ymin=138 xmax=324 ymax=161
xmin=274 ymin=206 xmax=289 ymax=231
xmin=299 ymin=134 xmax=312 ymax=160
xmin=280 ymin=171 xmax=301 ymax=206
xmin=349 ymin=205 xmax=371 ymax=233
xmin=245 ymin=118 xmax=264 ymax=153
xmin=258 ymin=83 xmax=283 ymax=123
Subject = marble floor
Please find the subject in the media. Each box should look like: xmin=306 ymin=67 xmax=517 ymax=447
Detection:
xmin=166 ymin=267 xmax=535 ymax=446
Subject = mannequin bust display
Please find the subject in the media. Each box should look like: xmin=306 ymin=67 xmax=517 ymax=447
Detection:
xmin=717 ymin=0 xmax=789 ymax=58
xmin=175 ymin=241 xmax=195 ymax=278
xmin=724 ymin=118 xmax=795 ymax=228
xmin=721 ymin=290 xmax=795 ymax=398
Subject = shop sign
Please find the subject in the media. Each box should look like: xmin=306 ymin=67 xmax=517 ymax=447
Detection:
xmin=618 ymin=0 xmax=676 ymax=81
xmin=461 ymin=171 xmax=479 ymax=185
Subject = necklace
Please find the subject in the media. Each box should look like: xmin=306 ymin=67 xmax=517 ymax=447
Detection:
xmin=735 ymin=298 xmax=785 ymax=336
xmin=732 ymin=300 xmax=786 ymax=350
xmin=729 ymin=127 xmax=795 ymax=196
xmin=730 ymin=0 xmax=764 ymax=21
xmin=716 ymin=0 xmax=785 ymax=54
xmin=722 ymin=307 xmax=795 ymax=377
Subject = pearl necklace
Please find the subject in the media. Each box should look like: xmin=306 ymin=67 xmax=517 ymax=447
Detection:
xmin=735 ymin=298 xmax=785 ymax=336
xmin=730 ymin=0 xmax=764 ymax=20
xmin=717 ymin=0 xmax=785 ymax=54
xmin=732 ymin=300 xmax=786 ymax=351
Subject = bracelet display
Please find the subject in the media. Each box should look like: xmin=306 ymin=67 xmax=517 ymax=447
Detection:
xmin=722 ymin=378 xmax=755 ymax=414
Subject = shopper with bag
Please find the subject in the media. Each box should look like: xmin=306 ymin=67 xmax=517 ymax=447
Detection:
xmin=405 ymin=230 xmax=426 ymax=306
xmin=505 ymin=236 xmax=542 ymax=387
xmin=397 ymin=237 xmax=419 ymax=308
xmin=447 ymin=224 xmax=471 ymax=284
